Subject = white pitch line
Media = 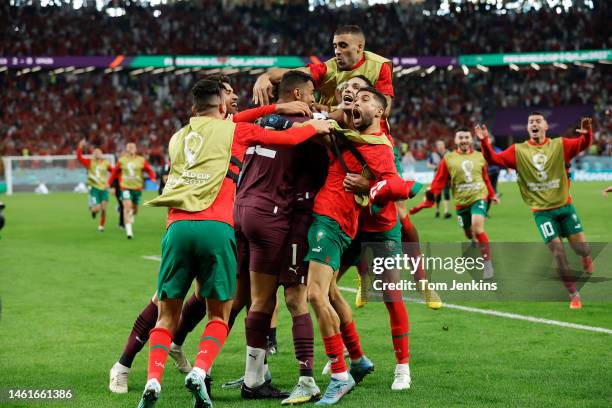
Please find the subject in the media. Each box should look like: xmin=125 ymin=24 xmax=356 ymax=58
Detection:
xmin=143 ymin=255 xmax=162 ymax=262
xmin=141 ymin=256 xmax=612 ymax=335
xmin=338 ymin=286 xmax=612 ymax=335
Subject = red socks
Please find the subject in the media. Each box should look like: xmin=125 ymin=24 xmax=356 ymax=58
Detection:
xmin=322 ymin=333 xmax=347 ymax=373
xmin=100 ymin=211 xmax=106 ymax=228
xmin=385 ymin=301 xmax=410 ymax=364
xmin=147 ymin=327 xmax=172 ymax=382
xmin=340 ymin=321 xmax=364 ymax=361
xmin=194 ymin=320 xmax=229 ymax=373
xmin=475 ymin=232 xmax=491 ymax=260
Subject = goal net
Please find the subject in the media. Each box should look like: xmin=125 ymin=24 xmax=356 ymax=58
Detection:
xmin=2 ymin=155 xmax=116 ymax=195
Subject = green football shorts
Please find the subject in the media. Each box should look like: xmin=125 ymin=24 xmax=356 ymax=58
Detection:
xmin=341 ymin=220 xmax=402 ymax=267
xmin=304 ymin=214 xmax=351 ymax=272
xmin=89 ymin=187 xmax=109 ymax=206
xmin=157 ymin=220 xmax=237 ymax=301
xmin=121 ymin=189 xmax=142 ymax=205
xmin=456 ymin=199 xmax=488 ymax=230
xmin=533 ymin=204 xmax=583 ymax=243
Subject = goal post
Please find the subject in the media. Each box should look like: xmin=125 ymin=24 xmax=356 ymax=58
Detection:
xmin=2 ymin=155 xmax=116 ymax=195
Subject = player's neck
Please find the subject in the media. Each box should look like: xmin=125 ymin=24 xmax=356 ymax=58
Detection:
xmin=361 ymin=122 xmax=381 ymax=135
xmin=529 ymin=135 xmax=547 ymax=145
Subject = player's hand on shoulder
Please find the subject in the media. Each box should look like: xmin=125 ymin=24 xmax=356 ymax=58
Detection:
xmin=303 ymin=119 xmax=333 ymax=135
xmin=252 ymin=73 xmax=274 ymax=106
xmin=276 ymin=101 xmax=312 ymax=117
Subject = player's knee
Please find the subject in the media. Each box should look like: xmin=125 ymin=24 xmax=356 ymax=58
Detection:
xmin=307 ymin=286 xmax=326 ymax=308
xmin=285 ymin=286 xmax=307 ymax=315
xmin=250 ymin=295 xmax=276 ymax=314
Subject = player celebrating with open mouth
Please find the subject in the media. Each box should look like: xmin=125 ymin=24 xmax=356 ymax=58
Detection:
xmin=476 ymin=114 xmax=593 ymax=309
xmin=304 ymin=87 xmax=416 ymax=405
xmin=410 ymin=128 xmax=499 ymax=279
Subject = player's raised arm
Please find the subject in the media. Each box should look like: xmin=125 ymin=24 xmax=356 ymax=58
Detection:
xmin=475 ymin=124 xmax=517 ymax=169
xmin=76 ymin=139 xmax=91 ymax=167
xmin=562 ymin=117 xmax=593 ymax=161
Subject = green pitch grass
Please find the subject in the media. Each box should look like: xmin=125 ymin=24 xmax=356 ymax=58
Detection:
xmin=1 ymin=182 xmax=611 ymax=407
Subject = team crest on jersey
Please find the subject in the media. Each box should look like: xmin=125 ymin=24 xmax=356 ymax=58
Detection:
xmin=461 ymin=160 xmax=474 ymax=182
xmin=531 ymin=153 xmax=548 ymax=181
xmin=316 ymin=230 xmax=324 ymax=242
xmin=184 ymin=131 xmax=205 ymax=169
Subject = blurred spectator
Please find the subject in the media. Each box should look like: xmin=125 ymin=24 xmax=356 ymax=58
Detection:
xmin=1 ymin=1 xmax=609 ymax=57
xmin=0 ymin=70 xmax=609 ymax=157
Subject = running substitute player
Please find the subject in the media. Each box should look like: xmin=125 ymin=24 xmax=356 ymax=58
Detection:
xmin=476 ymin=115 xmax=593 ymax=309
xmin=76 ymin=139 xmax=113 ymax=231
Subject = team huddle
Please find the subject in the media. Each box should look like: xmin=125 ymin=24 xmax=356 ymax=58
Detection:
xmin=75 ymin=25 xmax=594 ymax=408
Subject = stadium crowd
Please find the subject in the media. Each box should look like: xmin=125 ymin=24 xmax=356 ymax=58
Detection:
xmin=1 ymin=64 xmax=609 ymax=158
xmin=1 ymin=1 xmax=609 ymax=56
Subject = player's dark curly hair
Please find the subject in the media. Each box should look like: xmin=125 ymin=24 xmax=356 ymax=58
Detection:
xmin=191 ymin=80 xmax=223 ymax=112
xmin=206 ymin=74 xmax=232 ymax=86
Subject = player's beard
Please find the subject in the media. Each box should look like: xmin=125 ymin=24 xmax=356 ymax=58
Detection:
xmin=355 ymin=116 xmax=373 ymax=132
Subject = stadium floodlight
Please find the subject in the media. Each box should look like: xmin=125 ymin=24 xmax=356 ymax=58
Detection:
xmin=530 ymin=63 xmax=541 ymax=71
xmin=461 ymin=65 xmax=469 ymax=75
xmin=31 ymin=66 xmax=41 ymax=73
xmin=85 ymin=66 xmax=95 ymax=72
xmin=476 ymin=64 xmax=489 ymax=72
xmin=73 ymin=68 xmax=86 ymax=75
xmin=249 ymin=69 xmax=265 ymax=75
xmin=131 ymin=68 xmax=145 ymax=76
xmin=65 ymin=66 xmax=75 ymax=72
xmin=152 ymin=68 xmax=165 ymax=74
xmin=599 ymin=60 xmax=612 ymax=65
xmin=0 ymin=67 xmax=7 ymax=72
xmin=53 ymin=67 xmax=65 ymax=74
xmin=393 ymin=65 xmax=402 ymax=72
xmin=426 ymin=66 xmax=436 ymax=74
xmin=552 ymin=62 xmax=568 ymax=69
xmin=574 ymin=62 xmax=595 ymax=69
xmin=447 ymin=65 xmax=454 ymax=71
xmin=402 ymin=66 xmax=420 ymax=75
xmin=2 ymin=154 xmax=115 ymax=195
